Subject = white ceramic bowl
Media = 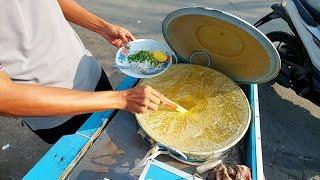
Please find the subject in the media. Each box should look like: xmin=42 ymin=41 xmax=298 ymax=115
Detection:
xmin=115 ymin=39 xmax=174 ymax=78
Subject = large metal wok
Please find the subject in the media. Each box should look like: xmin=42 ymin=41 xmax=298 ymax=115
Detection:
xmin=135 ymin=64 xmax=251 ymax=165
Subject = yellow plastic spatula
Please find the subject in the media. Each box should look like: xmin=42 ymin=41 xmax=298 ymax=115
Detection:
xmin=163 ymin=97 xmax=188 ymax=113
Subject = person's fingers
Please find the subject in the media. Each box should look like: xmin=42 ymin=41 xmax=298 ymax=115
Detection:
xmin=139 ymin=98 xmax=158 ymax=112
xmin=148 ymin=94 xmax=161 ymax=105
xmin=137 ymin=106 xmax=149 ymax=114
xmin=114 ymin=40 xmax=122 ymax=48
xmin=140 ymin=98 xmax=149 ymax=106
xmin=126 ymin=32 xmax=136 ymax=41
xmin=140 ymin=85 xmax=164 ymax=104
xmin=150 ymin=88 xmax=161 ymax=97
xmin=129 ymin=107 xmax=139 ymax=114
xmin=129 ymin=104 xmax=146 ymax=114
xmin=150 ymin=89 xmax=165 ymax=103
xmin=111 ymin=39 xmax=118 ymax=44
xmin=147 ymin=101 xmax=158 ymax=111
xmin=119 ymin=42 xmax=126 ymax=48
xmin=119 ymin=30 xmax=128 ymax=44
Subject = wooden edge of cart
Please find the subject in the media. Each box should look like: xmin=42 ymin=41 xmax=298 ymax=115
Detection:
xmin=22 ymin=75 xmax=264 ymax=180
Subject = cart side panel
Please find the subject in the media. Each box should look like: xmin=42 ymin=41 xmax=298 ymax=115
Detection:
xmin=23 ymin=76 xmax=139 ymax=180
xmin=246 ymin=84 xmax=264 ymax=180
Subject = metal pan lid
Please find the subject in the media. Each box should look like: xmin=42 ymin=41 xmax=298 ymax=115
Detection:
xmin=162 ymin=7 xmax=281 ymax=84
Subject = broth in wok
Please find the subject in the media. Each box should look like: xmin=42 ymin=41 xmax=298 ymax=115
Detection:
xmin=136 ymin=64 xmax=250 ymax=155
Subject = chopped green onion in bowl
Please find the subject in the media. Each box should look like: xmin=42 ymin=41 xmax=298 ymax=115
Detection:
xmin=127 ymin=50 xmax=163 ymax=67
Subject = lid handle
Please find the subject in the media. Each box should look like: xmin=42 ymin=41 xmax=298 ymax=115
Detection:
xmin=189 ymin=51 xmax=212 ymax=67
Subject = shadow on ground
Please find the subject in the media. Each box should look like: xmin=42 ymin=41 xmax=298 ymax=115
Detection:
xmin=259 ymin=82 xmax=320 ymax=179
xmin=0 ymin=118 xmax=51 ymax=180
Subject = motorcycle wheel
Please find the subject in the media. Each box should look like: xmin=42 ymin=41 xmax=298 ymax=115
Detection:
xmin=266 ymin=31 xmax=304 ymax=64
xmin=266 ymin=31 xmax=302 ymax=88
xmin=266 ymin=31 xmax=320 ymax=105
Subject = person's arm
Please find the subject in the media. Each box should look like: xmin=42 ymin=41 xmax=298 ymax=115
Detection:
xmin=0 ymin=71 xmax=162 ymax=117
xmin=57 ymin=0 xmax=135 ymax=48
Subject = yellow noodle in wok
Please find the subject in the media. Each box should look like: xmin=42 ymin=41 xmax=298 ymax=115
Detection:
xmin=136 ymin=64 xmax=250 ymax=154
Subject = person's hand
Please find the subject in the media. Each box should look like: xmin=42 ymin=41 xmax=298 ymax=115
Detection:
xmin=120 ymin=85 xmax=164 ymax=114
xmin=101 ymin=24 xmax=135 ymax=48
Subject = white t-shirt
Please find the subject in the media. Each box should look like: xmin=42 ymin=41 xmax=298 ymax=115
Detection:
xmin=0 ymin=0 xmax=102 ymax=130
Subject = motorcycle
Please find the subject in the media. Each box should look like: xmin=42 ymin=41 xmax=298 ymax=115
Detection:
xmin=254 ymin=0 xmax=320 ymax=105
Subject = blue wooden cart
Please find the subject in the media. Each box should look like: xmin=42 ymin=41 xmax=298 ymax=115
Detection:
xmin=23 ymin=76 xmax=264 ymax=180
xmin=23 ymin=7 xmax=281 ymax=180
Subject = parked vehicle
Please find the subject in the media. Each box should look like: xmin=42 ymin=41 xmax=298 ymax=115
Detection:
xmin=255 ymin=0 xmax=320 ymax=105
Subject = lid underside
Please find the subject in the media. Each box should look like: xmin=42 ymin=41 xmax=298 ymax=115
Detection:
xmin=162 ymin=7 xmax=281 ymax=84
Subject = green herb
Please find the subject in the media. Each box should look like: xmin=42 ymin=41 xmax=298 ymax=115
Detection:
xmin=127 ymin=50 xmax=160 ymax=67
